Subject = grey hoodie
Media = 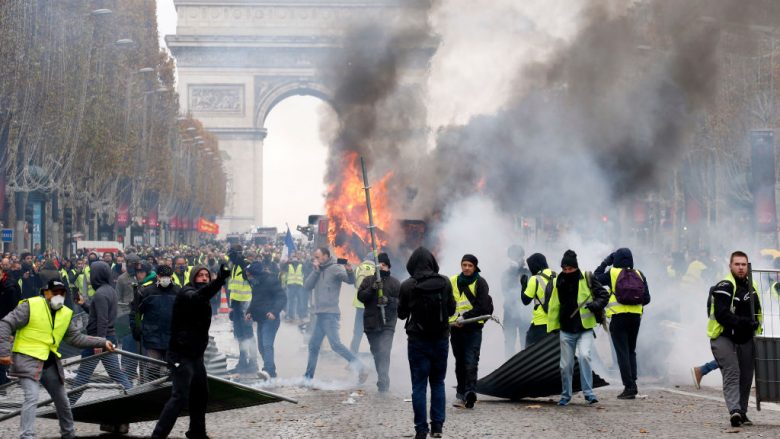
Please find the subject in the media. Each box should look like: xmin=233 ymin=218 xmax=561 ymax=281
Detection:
xmin=86 ymin=261 xmax=118 ymax=338
xmin=303 ymin=256 xmax=355 ymax=315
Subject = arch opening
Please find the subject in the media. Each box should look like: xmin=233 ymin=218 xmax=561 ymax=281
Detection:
xmin=262 ymin=95 xmax=336 ymax=229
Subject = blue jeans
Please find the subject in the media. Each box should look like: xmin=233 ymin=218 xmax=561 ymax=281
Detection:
xmin=286 ymin=285 xmax=304 ymax=320
xmin=120 ymin=334 xmax=140 ymax=380
xmin=408 ymin=337 xmax=448 ymax=434
xmin=257 ymin=317 xmax=281 ymax=377
xmin=305 ymin=313 xmax=362 ymax=379
xmin=0 ymin=363 xmax=8 ymax=385
xmin=69 ymin=336 xmax=132 ymax=405
xmin=559 ymin=329 xmax=595 ymax=401
xmin=350 ymin=307 xmax=365 ymax=354
xmin=701 ymin=359 xmax=719 ymax=375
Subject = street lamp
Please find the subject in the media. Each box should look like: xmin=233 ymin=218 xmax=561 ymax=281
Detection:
xmin=90 ymin=9 xmax=112 ymax=16
xmin=115 ymin=39 xmax=135 ymax=48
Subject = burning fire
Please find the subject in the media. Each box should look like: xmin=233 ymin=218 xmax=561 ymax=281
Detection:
xmin=326 ymin=152 xmax=394 ymax=262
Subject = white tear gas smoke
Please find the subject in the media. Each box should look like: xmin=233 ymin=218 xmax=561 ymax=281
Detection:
xmin=322 ymin=0 xmax=779 ymax=221
xmin=317 ymin=0 xmax=780 ymax=387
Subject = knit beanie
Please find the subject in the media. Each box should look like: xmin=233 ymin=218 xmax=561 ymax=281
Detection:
xmin=561 ymin=250 xmax=578 ymax=269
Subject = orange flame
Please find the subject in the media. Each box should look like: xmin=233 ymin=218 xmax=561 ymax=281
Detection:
xmin=326 ymin=152 xmax=394 ymax=262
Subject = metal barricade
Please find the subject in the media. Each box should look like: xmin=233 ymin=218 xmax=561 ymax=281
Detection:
xmin=0 ymin=349 xmax=168 ymax=423
xmin=750 ymin=268 xmax=780 ymax=410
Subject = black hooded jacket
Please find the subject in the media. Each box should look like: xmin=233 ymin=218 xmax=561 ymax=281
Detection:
xmin=594 ymin=247 xmax=650 ymax=306
xmin=134 ymin=280 xmax=180 ymax=350
xmin=398 ymin=247 xmax=456 ymax=340
xmin=168 ymin=265 xmax=228 ymax=358
xmin=0 ymin=272 xmax=21 ymax=320
xmin=85 ymin=261 xmax=118 ymax=338
xmin=247 ymin=267 xmax=287 ymax=321
xmin=357 ymin=271 xmax=401 ymax=332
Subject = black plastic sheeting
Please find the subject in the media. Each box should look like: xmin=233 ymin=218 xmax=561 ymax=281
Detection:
xmin=476 ymin=332 xmax=608 ymax=400
xmin=39 ymin=375 xmax=293 ymax=424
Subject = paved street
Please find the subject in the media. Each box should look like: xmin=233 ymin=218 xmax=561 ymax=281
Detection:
xmin=20 ymin=384 xmax=780 ymax=438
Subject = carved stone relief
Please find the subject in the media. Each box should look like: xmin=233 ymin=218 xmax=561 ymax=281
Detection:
xmin=188 ymin=85 xmax=244 ymax=114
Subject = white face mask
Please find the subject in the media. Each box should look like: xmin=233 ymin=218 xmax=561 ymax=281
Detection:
xmin=158 ymin=277 xmax=172 ymax=288
xmin=49 ymin=294 xmax=65 ymax=310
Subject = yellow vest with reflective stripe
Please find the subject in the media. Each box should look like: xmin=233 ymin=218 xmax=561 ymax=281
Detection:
xmin=449 ymin=275 xmax=484 ymax=324
xmin=523 ymin=268 xmax=554 ymax=326
xmin=707 ymin=274 xmax=763 ymax=339
xmin=228 ymin=265 xmax=252 ymax=302
xmin=172 ymin=267 xmax=191 ymax=287
xmin=287 ymin=264 xmax=304 ymax=286
xmin=546 ymin=272 xmax=597 ymax=333
xmin=12 ymin=296 xmax=73 ymax=361
xmin=77 ymin=266 xmax=95 ymax=297
xmin=605 ymin=268 xmax=644 ymax=317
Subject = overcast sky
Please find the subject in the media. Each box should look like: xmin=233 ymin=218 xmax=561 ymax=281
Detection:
xmin=156 ymin=0 xmax=329 ymax=231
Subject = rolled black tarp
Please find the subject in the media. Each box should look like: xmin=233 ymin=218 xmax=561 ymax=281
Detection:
xmin=476 ymin=332 xmax=609 ymax=400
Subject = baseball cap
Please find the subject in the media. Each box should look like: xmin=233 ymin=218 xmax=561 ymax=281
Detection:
xmin=47 ymin=279 xmax=68 ymax=293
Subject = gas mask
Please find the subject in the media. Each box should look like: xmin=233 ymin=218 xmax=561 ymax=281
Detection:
xmin=158 ymin=277 xmax=172 ymax=288
xmin=49 ymin=294 xmax=65 ymax=310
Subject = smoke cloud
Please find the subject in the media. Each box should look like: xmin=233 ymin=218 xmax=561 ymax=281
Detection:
xmin=315 ymin=0 xmax=780 ymax=386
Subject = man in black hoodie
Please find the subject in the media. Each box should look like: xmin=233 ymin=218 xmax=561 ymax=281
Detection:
xmin=594 ymin=247 xmax=650 ymax=400
xmin=398 ymin=248 xmax=456 ymax=439
xmin=449 ymin=254 xmax=493 ymax=409
xmin=151 ymin=264 xmax=231 ymax=439
xmin=69 ymin=261 xmax=132 ymax=404
xmin=546 ymin=250 xmax=609 ymax=406
xmin=357 ymin=252 xmax=401 ymax=393
xmin=246 ymin=262 xmax=287 ymax=379
xmin=708 ymin=251 xmax=762 ymax=427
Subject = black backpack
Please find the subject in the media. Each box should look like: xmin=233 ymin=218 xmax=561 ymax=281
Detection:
xmin=536 ymin=272 xmax=557 ymax=313
xmin=410 ymin=280 xmax=449 ymax=336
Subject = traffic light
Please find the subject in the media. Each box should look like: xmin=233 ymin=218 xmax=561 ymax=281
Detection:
xmin=63 ymin=207 xmax=73 ymax=235
xmin=24 ymin=201 xmax=33 ymax=225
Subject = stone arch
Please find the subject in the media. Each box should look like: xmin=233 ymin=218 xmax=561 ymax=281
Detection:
xmin=255 ymin=80 xmax=334 ymax=129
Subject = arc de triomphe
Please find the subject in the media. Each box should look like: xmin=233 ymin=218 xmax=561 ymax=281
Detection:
xmin=167 ymin=0 xmax=427 ymax=235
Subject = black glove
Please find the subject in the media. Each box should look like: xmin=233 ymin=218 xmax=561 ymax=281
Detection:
xmin=602 ymin=253 xmax=615 ymax=267
xmin=218 ymin=263 xmax=231 ymax=281
xmin=585 ymin=302 xmax=600 ymax=313
xmin=520 ymin=274 xmax=529 ymax=290
xmin=750 ymin=320 xmax=761 ymax=331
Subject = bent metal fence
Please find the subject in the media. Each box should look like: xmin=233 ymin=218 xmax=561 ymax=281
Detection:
xmin=751 ymin=268 xmax=780 ymax=410
xmin=0 ymin=349 xmax=295 ymax=431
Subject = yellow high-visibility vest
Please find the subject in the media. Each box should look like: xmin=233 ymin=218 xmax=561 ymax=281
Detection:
xmin=228 ymin=265 xmax=252 ymax=302
xmin=604 ymin=268 xmax=645 ymax=317
xmin=12 ymin=296 xmax=73 ymax=361
xmin=287 ymin=264 xmax=304 ymax=286
xmin=449 ymin=275 xmax=484 ymax=324
xmin=707 ymin=274 xmax=762 ymax=339
xmin=547 ymin=272 xmax=598 ymax=333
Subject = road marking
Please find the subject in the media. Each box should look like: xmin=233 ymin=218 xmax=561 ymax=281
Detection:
xmin=655 ymin=387 xmax=780 ymax=412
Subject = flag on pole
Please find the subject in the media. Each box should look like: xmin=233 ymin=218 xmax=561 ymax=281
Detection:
xmin=284 ymin=225 xmax=296 ymax=258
